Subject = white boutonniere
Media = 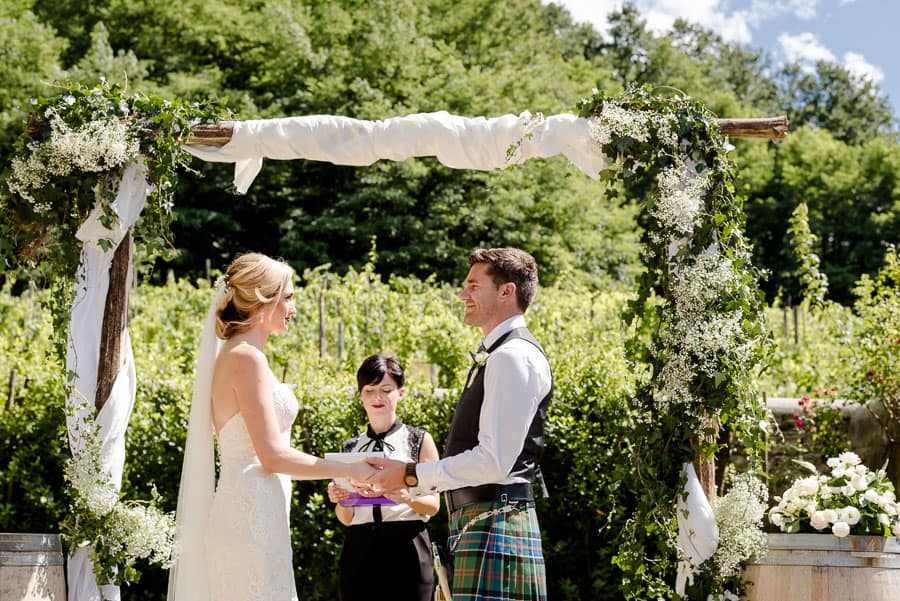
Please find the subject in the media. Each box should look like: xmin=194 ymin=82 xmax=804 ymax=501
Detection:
xmin=466 ymin=350 xmax=490 ymax=388
xmin=472 ymin=350 xmax=490 ymax=368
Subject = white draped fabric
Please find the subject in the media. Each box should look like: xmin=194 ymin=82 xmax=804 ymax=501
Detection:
xmin=185 ymin=111 xmax=607 ymax=193
xmin=675 ymin=463 xmax=720 ymax=595
xmin=65 ymin=161 xmax=151 ymax=601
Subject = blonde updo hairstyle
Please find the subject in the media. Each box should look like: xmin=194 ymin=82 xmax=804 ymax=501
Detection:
xmin=216 ymin=253 xmax=295 ymax=339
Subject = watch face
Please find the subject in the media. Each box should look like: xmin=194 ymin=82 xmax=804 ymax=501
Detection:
xmin=404 ymin=463 xmax=418 ymax=486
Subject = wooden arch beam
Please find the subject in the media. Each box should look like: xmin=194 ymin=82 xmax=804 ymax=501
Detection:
xmin=186 ymin=115 xmax=789 ymax=146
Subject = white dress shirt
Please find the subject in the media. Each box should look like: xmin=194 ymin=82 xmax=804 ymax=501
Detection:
xmin=414 ymin=314 xmax=552 ymax=494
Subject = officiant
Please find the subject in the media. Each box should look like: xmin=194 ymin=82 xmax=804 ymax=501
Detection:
xmin=327 ymin=355 xmax=440 ymax=601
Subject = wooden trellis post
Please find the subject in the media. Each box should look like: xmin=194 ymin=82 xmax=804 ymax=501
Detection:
xmin=95 ymin=232 xmax=132 ymax=411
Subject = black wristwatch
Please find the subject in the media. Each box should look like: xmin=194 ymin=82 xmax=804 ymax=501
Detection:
xmin=403 ymin=462 xmax=419 ymax=487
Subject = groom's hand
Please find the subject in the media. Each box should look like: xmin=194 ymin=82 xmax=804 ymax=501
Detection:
xmin=364 ymin=457 xmax=406 ymax=493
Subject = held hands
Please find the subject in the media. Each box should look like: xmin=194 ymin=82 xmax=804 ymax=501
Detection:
xmin=383 ymin=488 xmax=412 ymax=505
xmin=345 ymin=459 xmax=379 ymax=486
xmin=359 ymin=456 xmax=407 ymax=494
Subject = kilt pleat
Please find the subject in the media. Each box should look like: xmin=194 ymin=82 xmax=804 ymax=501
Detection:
xmin=448 ymin=501 xmax=547 ymax=601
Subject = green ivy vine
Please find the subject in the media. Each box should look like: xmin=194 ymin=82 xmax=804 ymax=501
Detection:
xmin=577 ymin=86 xmax=772 ymax=599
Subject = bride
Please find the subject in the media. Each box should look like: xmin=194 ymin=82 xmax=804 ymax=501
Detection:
xmin=167 ymin=253 xmax=374 ymax=601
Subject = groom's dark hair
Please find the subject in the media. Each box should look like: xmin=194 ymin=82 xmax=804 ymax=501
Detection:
xmin=469 ymin=247 xmax=538 ymax=311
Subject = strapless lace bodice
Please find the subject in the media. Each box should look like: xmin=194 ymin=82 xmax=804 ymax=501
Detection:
xmin=217 ymin=382 xmax=299 ymax=462
xmin=205 ymin=381 xmax=300 ymax=601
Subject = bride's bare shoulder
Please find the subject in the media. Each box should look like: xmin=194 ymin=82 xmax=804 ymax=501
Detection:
xmin=216 ymin=342 xmax=269 ymax=375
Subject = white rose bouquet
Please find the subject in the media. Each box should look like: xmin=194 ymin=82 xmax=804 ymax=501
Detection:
xmin=768 ymin=452 xmax=900 ymax=538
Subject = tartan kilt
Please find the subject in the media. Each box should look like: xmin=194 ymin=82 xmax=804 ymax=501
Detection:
xmin=448 ymin=501 xmax=547 ymax=601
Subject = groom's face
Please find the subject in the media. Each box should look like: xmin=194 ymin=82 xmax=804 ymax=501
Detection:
xmin=459 ymin=262 xmax=503 ymax=329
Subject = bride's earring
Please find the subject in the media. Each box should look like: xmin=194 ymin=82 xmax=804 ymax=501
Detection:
xmin=259 ymin=311 xmax=266 ymax=323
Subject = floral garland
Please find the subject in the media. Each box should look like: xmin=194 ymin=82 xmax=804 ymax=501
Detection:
xmin=1 ymin=79 xmax=222 ymax=293
xmin=62 ymin=402 xmax=175 ymax=589
xmin=1 ymin=81 xmax=223 ymax=587
xmin=576 ymin=86 xmax=771 ymax=599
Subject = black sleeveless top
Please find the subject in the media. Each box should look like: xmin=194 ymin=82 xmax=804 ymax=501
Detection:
xmin=444 ymin=327 xmax=552 ymax=485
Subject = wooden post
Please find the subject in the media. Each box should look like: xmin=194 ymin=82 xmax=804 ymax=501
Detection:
xmin=318 ymin=277 xmax=327 ymax=358
xmin=6 ymin=369 xmax=16 ymax=411
xmin=783 ymin=306 xmax=789 ymax=339
xmin=713 ymin=116 xmax=789 ymax=139
xmin=693 ymin=417 xmax=720 ymax=504
xmin=186 ymin=116 xmax=790 ymax=146
xmin=95 ymin=232 xmax=132 ymax=412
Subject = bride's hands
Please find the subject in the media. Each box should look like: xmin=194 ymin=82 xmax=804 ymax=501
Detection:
xmin=345 ymin=460 xmax=378 ymax=487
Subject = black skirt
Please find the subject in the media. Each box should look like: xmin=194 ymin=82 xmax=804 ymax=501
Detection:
xmin=339 ymin=519 xmax=434 ymax=601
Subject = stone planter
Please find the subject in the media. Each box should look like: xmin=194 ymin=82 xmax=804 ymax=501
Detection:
xmin=743 ymin=533 xmax=900 ymax=601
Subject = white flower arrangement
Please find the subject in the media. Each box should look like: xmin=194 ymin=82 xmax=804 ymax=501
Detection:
xmin=471 ymin=350 xmax=490 ymax=368
xmin=768 ymin=452 xmax=900 ymax=538
xmin=7 ymin=106 xmax=139 ymax=207
xmin=711 ymin=473 xmax=768 ymax=578
xmin=62 ymin=404 xmax=175 ymax=589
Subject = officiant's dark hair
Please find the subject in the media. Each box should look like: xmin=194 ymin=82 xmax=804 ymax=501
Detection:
xmin=469 ymin=247 xmax=538 ymax=311
xmin=356 ymin=355 xmax=405 ymax=392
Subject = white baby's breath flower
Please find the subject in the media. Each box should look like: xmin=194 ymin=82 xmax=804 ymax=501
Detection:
xmin=652 ymin=163 xmax=709 ymax=236
xmin=712 ymin=474 xmax=768 ymax=578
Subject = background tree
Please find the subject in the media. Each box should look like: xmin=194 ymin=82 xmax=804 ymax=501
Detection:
xmin=2 ymin=0 xmax=898 ymax=298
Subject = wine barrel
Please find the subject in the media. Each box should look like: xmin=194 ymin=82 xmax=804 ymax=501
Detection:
xmin=743 ymin=533 xmax=900 ymax=601
xmin=0 ymin=533 xmax=66 ymax=601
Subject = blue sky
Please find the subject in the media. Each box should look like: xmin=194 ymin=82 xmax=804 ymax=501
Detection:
xmin=550 ymin=0 xmax=899 ymax=121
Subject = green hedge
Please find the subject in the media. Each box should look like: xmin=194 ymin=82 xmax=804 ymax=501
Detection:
xmin=0 ymin=268 xmax=634 ymax=601
xmin=6 ymin=259 xmax=894 ymax=600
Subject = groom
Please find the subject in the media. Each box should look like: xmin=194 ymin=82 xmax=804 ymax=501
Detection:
xmin=367 ymin=247 xmax=552 ymax=601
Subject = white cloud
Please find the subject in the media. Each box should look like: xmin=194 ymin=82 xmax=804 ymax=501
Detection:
xmin=843 ymin=52 xmax=884 ymax=83
xmin=777 ymin=33 xmax=884 ymax=84
xmin=641 ymin=0 xmax=755 ymax=44
xmin=778 ymin=31 xmax=835 ymax=63
xmin=549 ymin=0 xmax=823 ymax=44
xmin=549 ymin=0 xmax=625 ymax=35
xmin=787 ymin=0 xmax=819 ymax=20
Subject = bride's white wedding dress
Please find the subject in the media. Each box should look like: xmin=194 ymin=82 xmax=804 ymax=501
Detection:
xmin=205 ymin=380 xmax=300 ymax=601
